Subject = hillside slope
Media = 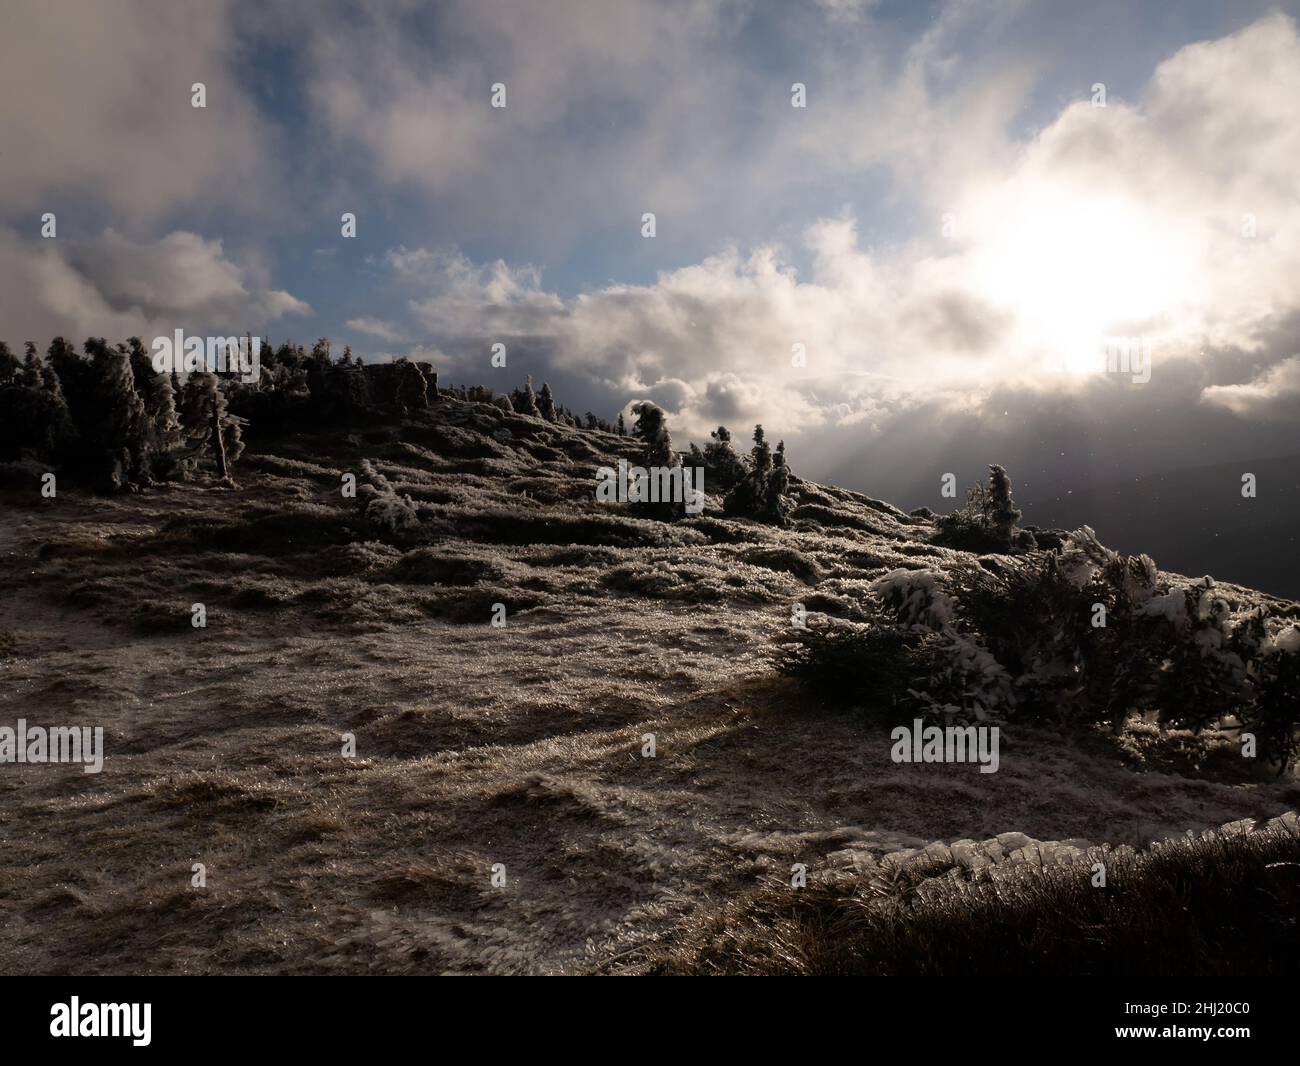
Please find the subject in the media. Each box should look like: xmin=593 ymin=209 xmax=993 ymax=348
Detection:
xmin=1 ymin=394 xmax=1297 ymax=974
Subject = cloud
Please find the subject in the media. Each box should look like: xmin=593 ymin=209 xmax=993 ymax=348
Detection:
xmin=369 ymin=13 xmax=1300 ymax=449
xmin=345 ymin=317 xmax=407 ymax=343
xmin=814 ymin=0 xmax=879 ymax=23
xmin=397 ymin=247 xmax=564 ymax=339
xmin=0 ymin=228 xmax=310 ymax=344
xmin=1201 ymin=356 xmax=1300 ymax=420
xmin=0 ymin=0 xmax=275 ymax=223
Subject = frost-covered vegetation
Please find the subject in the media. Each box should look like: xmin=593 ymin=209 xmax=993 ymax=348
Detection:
xmin=932 ymin=463 xmax=1033 ymax=553
xmin=779 ymin=526 xmax=1300 ymax=767
xmin=0 ymin=337 xmax=617 ymax=492
xmin=628 ymin=817 xmax=1300 ymax=976
xmin=2 ymin=344 xmax=1296 ymax=974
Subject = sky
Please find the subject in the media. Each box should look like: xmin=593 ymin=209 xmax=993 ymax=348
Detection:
xmin=2 ymin=0 xmax=1300 ymax=516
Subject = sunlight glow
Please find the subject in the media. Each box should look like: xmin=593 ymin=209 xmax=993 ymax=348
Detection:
xmin=970 ymin=186 xmax=1205 ymax=377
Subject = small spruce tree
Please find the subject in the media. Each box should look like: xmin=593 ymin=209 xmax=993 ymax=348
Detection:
xmin=987 ymin=464 xmax=1022 ymax=547
xmin=393 ymin=358 xmax=429 ymax=414
xmin=703 ymin=425 xmax=746 ymax=488
xmin=538 ymin=382 xmax=557 ymax=421
xmin=513 ymin=375 xmax=542 ymax=417
xmin=179 ymin=371 xmax=244 ymax=483
xmin=724 ymin=425 xmax=789 ymax=524
xmin=0 ymin=341 xmax=20 ymax=385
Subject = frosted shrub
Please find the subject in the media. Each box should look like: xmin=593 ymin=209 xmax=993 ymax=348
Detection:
xmin=1240 ymin=619 xmax=1300 ymax=769
xmin=933 ymin=465 xmax=1029 ymax=553
xmin=356 ymin=459 xmax=422 ymax=539
xmin=365 ymin=492 xmax=421 ymax=536
xmin=913 ymin=630 xmax=1015 ymax=721
xmin=869 ymin=569 xmax=955 ymax=628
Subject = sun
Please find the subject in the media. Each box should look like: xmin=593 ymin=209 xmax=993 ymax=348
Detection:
xmin=969 ymin=184 xmax=1204 ymax=377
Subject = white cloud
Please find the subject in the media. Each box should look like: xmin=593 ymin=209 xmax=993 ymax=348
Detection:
xmin=1201 ymin=356 xmax=1300 ymax=420
xmin=375 ymin=13 xmax=1300 ymax=441
xmin=0 ymin=228 xmax=310 ymax=344
xmin=814 ymin=0 xmax=879 ymax=24
xmin=0 ymin=0 xmax=275 ymax=223
xmin=345 ymin=317 xmax=407 ymax=343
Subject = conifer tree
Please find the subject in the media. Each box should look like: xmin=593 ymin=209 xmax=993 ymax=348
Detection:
xmin=0 ymin=342 xmax=73 ymax=462
xmin=179 ymin=371 xmax=244 ymax=483
xmin=538 ymin=382 xmax=557 ymax=421
xmin=46 ymin=337 xmax=89 ymax=408
xmin=22 ymin=341 xmax=46 ymax=387
xmin=750 ymin=424 xmax=772 ymax=475
xmin=630 ymin=401 xmax=685 ymax=518
xmin=0 ymin=341 xmax=19 ymax=385
xmin=37 ymin=362 xmax=77 ymax=460
xmin=632 ymin=401 xmax=675 ymax=468
xmin=703 ymin=425 xmax=746 ymax=488
xmin=393 ymin=358 xmax=428 ymax=413
xmin=988 ymin=464 xmax=1022 ymax=546
xmin=83 ymin=337 xmax=151 ymax=488
xmin=763 ymin=441 xmax=792 ymax=525
xmin=724 ymin=425 xmax=789 ymax=524
xmin=513 ymin=375 xmax=542 ymax=417
xmin=125 ymin=338 xmax=183 ymax=479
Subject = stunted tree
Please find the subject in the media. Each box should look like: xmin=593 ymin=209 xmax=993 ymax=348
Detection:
xmin=702 ymin=425 xmax=746 ymax=488
xmin=81 ymin=338 xmax=151 ymax=488
xmin=616 ymin=412 xmax=626 ymax=436
xmin=37 ymin=361 xmax=77 ymax=461
xmin=335 ymin=356 xmax=374 ymax=422
xmin=125 ymin=338 xmax=183 ymax=479
xmin=513 ymin=375 xmax=542 ymax=417
xmin=933 ymin=463 xmax=1029 ymax=553
xmin=750 ymin=424 xmax=772 ymax=476
xmin=538 ymin=382 xmax=557 ymax=421
xmin=179 ymin=371 xmax=244 ymax=483
xmin=24 ymin=342 xmax=47 ymax=387
xmin=988 ymin=464 xmax=1022 ymax=546
xmin=393 ymin=358 xmax=428 ymax=414
xmin=771 ymin=441 xmax=789 ymax=491
xmin=630 ymin=401 xmax=686 ymax=519
xmin=724 ymin=425 xmax=791 ymax=525
xmin=632 ymin=400 xmax=675 ymax=468
xmin=0 ymin=342 xmax=75 ymax=463
xmin=46 ymin=337 xmax=93 ymax=417
xmin=0 ymin=341 xmax=20 ymax=385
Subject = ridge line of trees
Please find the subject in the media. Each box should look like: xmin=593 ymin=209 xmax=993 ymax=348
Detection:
xmin=0 ymin=336 xmax=636 ymax=490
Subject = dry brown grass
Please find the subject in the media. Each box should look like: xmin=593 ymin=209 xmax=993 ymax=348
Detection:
xmin=0 ymin=396 xmax=1294 ymax=974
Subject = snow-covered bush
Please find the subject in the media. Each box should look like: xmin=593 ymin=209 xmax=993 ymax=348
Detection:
xmin=869 ymin=568 xmax=955 ymax=628
xmin=778 ymin=525 xmax=1300 ymax=765
xmin=772 ymin=621 xmax=929 ymax=715
xmin=1240 ymin=619 xmax=1300 ymax=768
xmin=932 ymin=465 xmax=1030 ymax=553
xmin=909 ymin=629 xmax=1016 ymax=721
xmin=356 ymin=459 xmax=422 ymax=540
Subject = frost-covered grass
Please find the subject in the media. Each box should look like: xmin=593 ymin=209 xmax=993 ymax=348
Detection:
xmin=628 ymin=820 xmax=1300 ymax=976
xmin=0 ymin=393 xmax=1296 ymax=974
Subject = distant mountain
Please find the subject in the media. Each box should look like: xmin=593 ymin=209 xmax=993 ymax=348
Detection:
xmin=1021 ymin=455 xmax=1300 ymax=600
